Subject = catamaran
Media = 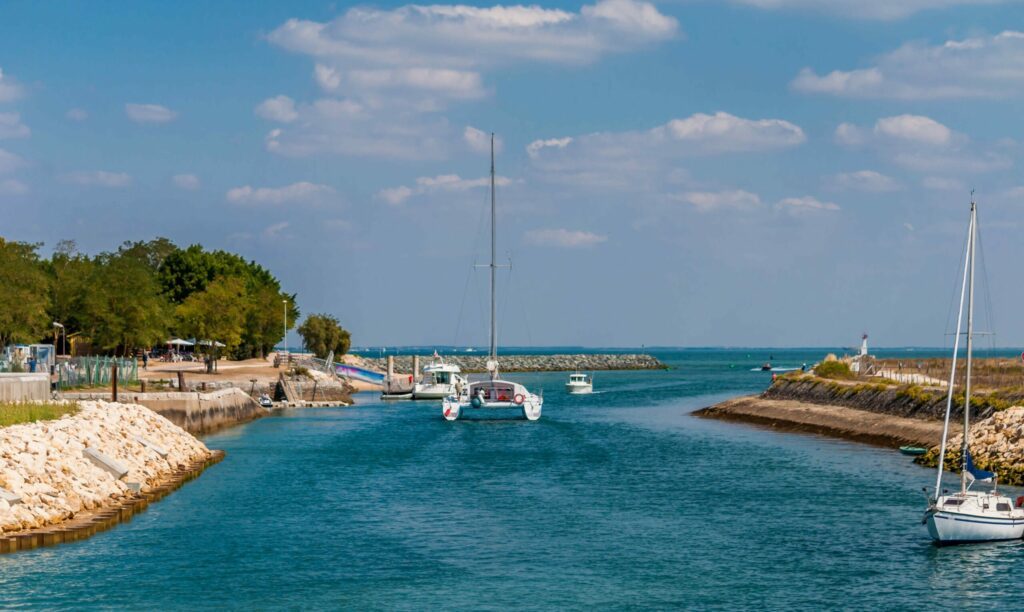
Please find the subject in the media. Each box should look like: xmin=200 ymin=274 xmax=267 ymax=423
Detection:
xmin=442 ymin=134 xmax=543 ymax=421
xmin=923 ymin=197 xmax=1024 ymax=544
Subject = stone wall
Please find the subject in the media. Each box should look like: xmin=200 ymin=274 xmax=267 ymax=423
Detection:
xmin=63 ymin=388 xmax=265 ymax=435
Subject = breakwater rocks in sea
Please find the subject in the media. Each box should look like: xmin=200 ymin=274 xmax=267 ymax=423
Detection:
xmin=919 ymin=406 xmax=1024 ymax=486
xmin=363 ymin=353 xmax=666 ymax=373
xmin=0 ymin=401 xmax=214 ymax=541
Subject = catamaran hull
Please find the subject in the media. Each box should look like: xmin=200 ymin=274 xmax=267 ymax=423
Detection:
xmin=925 ymin=510 xmax=1024 ymax=543
xmin=442 ymin=398 xmax=542 ymax=421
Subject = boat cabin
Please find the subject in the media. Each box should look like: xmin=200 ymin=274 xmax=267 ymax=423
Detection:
xmin=569 ymin=373 xmax=590 ymax=384
xmin=468 ymin=380 xmax=525 ymax=403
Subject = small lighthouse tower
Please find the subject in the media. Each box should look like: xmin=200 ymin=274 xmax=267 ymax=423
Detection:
xmin=859 ymin=333 xmax=869 ymax=358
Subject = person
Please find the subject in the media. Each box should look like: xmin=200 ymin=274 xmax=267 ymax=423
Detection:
xmin=142 ymin=351 xmax=149 ymax=370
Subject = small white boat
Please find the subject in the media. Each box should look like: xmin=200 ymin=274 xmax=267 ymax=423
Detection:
xmin=413 ymin=358 xmax=468 ymax=400
xmin=566 ymin=372 xmax=592 ymax=394
xmin=922 ymin=196 xmax=1024 ymax=544
xmin=258 ymin=394 xmax=273 ymax=408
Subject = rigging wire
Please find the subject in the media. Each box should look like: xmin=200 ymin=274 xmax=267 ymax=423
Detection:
xmin=974 ymin=210 xmax=998 ymax=353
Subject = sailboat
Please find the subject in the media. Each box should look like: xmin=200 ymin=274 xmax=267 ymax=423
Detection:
xmin=923 ymin=197 xmax=1024 ymax=543
xmin=441 ymin=133 xmax=543 ymax=421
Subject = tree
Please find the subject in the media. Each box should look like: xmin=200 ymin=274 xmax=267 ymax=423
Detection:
xmin=297 ymin=314 xmax=351 ymax=359
xmin=46 ymin=240 xmax=95 ymax=337
xmin=80 ymin=251 xmax=171 ymax=354
xmin=0 ymin=239 xmax=50 ymax=346
xmin=175 ymin=276 xmax=247 ymax=371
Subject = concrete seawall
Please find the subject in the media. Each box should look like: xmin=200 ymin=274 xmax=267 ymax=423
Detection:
xmin=63 ymin=388 xmax=264 ymax=435
xmin=0 ymin=374 xmax=50 ymax=402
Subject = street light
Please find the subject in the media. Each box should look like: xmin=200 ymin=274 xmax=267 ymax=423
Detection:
xmin=282 ymin=299 xmax=288 ymax=361
xmin=52 ymin=322 xmax=65 ymax=357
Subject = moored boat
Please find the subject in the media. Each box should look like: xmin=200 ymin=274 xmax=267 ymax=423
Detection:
xmin=413 ymin=357 xmax=467 ymax=400
xmin=566 ymin=372 xmax=593 ymax=394
xmin=922 ymin=196 xmax=1024 ymax=544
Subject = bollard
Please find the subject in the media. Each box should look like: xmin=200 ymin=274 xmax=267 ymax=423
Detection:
xmin=111 ymin=362 xmax=118 ymax=402
xmin=412 ymin=355 xmax=420 ymax=383
xmin=140 ymin=380 xmax=146 ymax=393
xmin=177 ymin=371 xmax=185 ymax=391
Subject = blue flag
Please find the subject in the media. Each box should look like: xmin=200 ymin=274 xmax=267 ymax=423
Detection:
xmin=965 ymin=449 xmax=995 ymax=482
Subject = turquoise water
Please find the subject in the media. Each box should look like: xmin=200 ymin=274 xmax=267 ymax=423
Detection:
xmin=4 ymin=348 xmax=1024 ymax=609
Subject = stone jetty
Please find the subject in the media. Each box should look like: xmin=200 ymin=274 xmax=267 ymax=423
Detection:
xmin=363 ymin=353 xmax=666 ymax=373
xmin=919 ymin=405 xmax=1024 ymax=485
xmin=0 ymin=401 xmax=213 ymax=538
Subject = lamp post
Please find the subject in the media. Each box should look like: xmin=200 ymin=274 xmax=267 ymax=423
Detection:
xmin=282 ymin=299 xmax=288 ymax=362
xmin=52 ymin=322 xmax=65 ymax=357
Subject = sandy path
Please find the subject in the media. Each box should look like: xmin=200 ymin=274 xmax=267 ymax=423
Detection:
xmin=695 ymin=395 xmax=957 ymax=448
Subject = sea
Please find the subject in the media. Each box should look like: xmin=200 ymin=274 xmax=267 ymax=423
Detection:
xmin=3 ymin=347 xmax=1024 ymax=610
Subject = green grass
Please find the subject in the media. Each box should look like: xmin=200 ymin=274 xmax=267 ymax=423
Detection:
xmin=0 ymin=401 xmax=80 ymax=427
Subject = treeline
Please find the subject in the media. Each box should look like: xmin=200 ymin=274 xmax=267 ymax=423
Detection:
xmin=0 ymin=237 xmax=299 ymax=358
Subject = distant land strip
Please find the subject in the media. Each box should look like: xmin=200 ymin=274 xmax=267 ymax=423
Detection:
xmin=362 ymin=354 xmax=667 ymax=373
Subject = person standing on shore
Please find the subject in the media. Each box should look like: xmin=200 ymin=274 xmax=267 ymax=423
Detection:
xmin=142 ymin=351 xmax=148 ymax=370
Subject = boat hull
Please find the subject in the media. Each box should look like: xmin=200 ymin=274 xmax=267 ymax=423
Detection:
xmin=565 ymin=383 xmax=592 ymax=394
xmin=412 ymin=385 xmax=456 ymax=400
xmin=442 ymin=396 xmax=542 ymax=421
xmin=925 ymin=509 xmax=1024 ymax=543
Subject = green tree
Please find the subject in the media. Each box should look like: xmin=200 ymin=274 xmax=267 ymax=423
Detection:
xmin=175 ymin=276 xmax=247 ymax=370
xmin=0 ymin=238 xmax=51 ymax=346
xmin=297 ymin=314 xmax=351 ymax=359
xmin=45 ymin=240 xmax=95 ymax=338
xmin=81 ymin=251 xmax=171 ymax=354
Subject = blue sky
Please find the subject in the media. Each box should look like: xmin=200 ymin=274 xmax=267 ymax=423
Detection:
xmin=2 ymin=0 xmax=1024 ymax=348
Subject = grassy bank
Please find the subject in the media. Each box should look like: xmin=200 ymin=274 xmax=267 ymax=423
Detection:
xmin=0 ymin=401 xmax=79 ymax=427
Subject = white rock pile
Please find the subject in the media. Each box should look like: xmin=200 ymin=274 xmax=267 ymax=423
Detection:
xmin=943 ymin=406 xmax=1024 ymax=479
xmin=0 ymin=401 xmax=211 ymax=534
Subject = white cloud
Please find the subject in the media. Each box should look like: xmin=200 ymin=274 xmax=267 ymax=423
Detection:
xmin=675 ymin=189 xmax=762 ymax=212
xmin=63 ymin=170 xmax=131 ymax=188
xmin=528 ymin=112 xmax=804 ymax=190
xmin=314 ymin=64 xmax=341 ymax=91
xmin=776 ymin=195 xmax=840 ymax=214
xmin=834 ymin=123 xmax=866 ymax=146
xmin=893 ymin=151 xmax=1011 ymax=174
xmin=0 ymin=68 xmax=23 ymax=103
xmin=255 ymin=95 xmax=299 ymax=123
xmin=0 ymin=148 xmax=23 ymax=174
xmin=524 ymin=228 xmax=607 ymax=247
xmin=377 ymin=173 xmax=512 ymax=205
xmin=0 ymin=178 xmax=28 ymax=196
xmin=66 ymin=108 xmax=88 ymax=121
xmin=262 ymin=221 xmax=290 ymax=239
xmin=173 ymin=174 xmax=200 ymax=190
xmin=830 ymin=170 xmax=901 ymax=192
xmin=0 ymin=112 xmax=29 ymax=139
xmin=527 ymin=137 xmax=573 ymax=158
xmin=922 ymin=176 xmax=966 ymax=191
xmin=874 ymin=115 xmax=952 ymax=145
xmin=464 ymin=126 xmax=504 ymax=153
xmin=729 ymin=0 xmax=1013 ymax=20
xmin=793 ymin=31 xmax=1024 ymax=99
xmin=125 ymin=103 xmax=177 ymax=123
xmin=226 ymin=181 xmax=335 ymax=205
xmin=263 ymin=0 xmax=677 ymax=159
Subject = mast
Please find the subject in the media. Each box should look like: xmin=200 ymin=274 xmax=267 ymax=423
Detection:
xmin=934 ymin=201 xmax=972 ymax=499
xmin=489 ymin=132 xmax=498 ymax=378
xmin=961 ymin=197 xmax=977 ymax=494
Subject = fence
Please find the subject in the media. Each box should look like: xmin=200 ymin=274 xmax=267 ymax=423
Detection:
xmin=56 ymin=356 xmax=138 ymax=390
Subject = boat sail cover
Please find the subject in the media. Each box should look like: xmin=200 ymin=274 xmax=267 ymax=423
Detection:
xmin=965 ymin=449 xmax=996 ymax=482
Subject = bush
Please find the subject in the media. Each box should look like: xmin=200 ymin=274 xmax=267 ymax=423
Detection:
xmin=814 ymin=360 xmax=853 ymax=380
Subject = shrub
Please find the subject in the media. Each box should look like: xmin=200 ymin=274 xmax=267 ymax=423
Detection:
xmin=814 ymin=360 xmax=853 ymax=380
xmin=0 ymin=401 xmax=79 ymax=427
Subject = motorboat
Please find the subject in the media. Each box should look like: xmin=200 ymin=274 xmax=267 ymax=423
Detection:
xmin=414 ymin=358 xmax=468 ymax=400
xmin=257 ymin=394 xmax=273 ymax=408
xmin=566 ymin=372 xmax=593 ymax=394
xmin=922 ymin=196 xmax=1024 ymax=543
xmin=441 ymin=133 xmax=543 ymax=422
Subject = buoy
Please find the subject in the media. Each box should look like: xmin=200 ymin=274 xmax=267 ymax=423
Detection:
xmin=514 ymin=393 xmax=525 ymax=405
xmin=471 ymin=396 xmax=483 ymax=408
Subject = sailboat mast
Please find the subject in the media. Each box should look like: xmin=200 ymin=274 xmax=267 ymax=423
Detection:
xmin=934 ymin=204 xmax=972 ymax=500
xmin=489 ymin=132 xmax=497 ymax=371
xmin=961 ymin=198 xmax=977 ymax=495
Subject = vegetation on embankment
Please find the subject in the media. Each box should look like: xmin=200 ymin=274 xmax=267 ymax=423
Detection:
xmin=767 ymin=372 xmax=1024 ymax=422
xmin=0 ymin=401 xmax=79 ymax=427
xmin=0 ymin=237 xmax=300 ymax=359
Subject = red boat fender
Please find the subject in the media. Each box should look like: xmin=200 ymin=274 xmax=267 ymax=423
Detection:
xmin=1016 ymin=496 xmax=1024 ymax=508
xmin=514 ymin=394 xmax=525 ymax=405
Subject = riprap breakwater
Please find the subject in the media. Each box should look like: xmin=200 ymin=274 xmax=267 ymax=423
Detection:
xmin=363 ymin=353 xmax=666 ymax=373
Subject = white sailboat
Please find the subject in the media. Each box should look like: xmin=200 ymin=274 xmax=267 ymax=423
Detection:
xmin=442 ymin=133 xmax=543 ymax=421
xmin=923 ymin=197 xmax=1024 ymax=544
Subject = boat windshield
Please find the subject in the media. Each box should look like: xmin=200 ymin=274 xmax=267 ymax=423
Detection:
xmin=433 ymin=371 xmax=451 ymax=384
xmin=470 ymin=382 xmax=517 ymax=402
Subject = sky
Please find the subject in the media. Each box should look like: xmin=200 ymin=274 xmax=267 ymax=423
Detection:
xmin=2 ymin=0 xmax=1024 ymax=348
